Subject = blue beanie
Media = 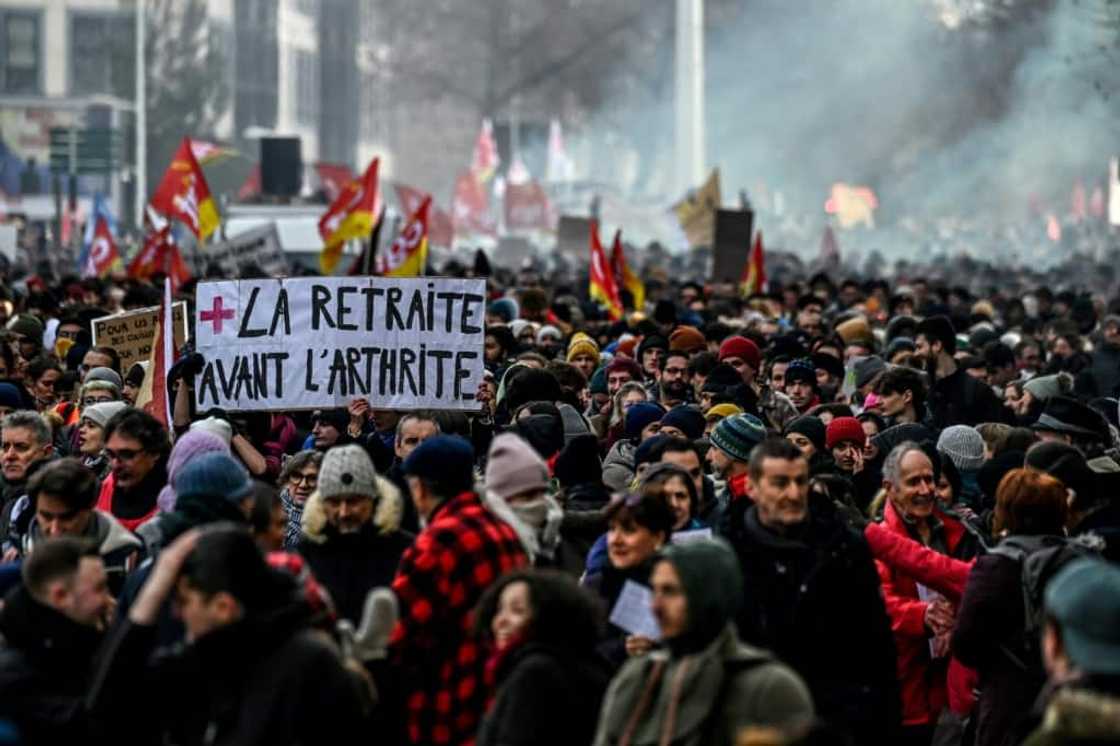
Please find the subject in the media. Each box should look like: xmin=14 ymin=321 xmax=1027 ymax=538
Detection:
xmin=634 ymin=434 xmax=672 ymax=469
xmin=174 ymin=452 xmax=253 ymax=503
xmin=710 ymin=413 xmax=768 ymax=462
xmin=488 ymin=298 xmax=519 ymax=324
xmin=0 ymin=383 xmax=21 ymax=410
xmin=626 ymin=402 xmax=667 ymax=440
xmin=404 ymin=434 xmax=475 ymax=491
xmin=659 ymin=405 xmax=706 ymax=441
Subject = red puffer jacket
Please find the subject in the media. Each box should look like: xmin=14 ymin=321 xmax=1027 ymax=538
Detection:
xmin=866 ymin=521 xmax=979 ymax=717
xmin=874 ymin=502 xmax=978 ymax=726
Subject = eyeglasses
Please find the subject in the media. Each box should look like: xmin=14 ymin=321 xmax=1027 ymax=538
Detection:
xmin=105 ymin=448 xmax=143 ymax=463
xmin=289 ymin=471 xmax=318 ymax=486
xmin=82 ymin=396 xmax=115 ymax=407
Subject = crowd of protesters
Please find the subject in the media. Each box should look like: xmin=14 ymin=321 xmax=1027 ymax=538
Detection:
xmin=0 ymin=257 xmax=1117 ymax=746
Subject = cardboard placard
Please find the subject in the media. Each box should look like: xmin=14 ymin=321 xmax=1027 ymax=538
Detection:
xmin=205 ymin=223 xmax=290 ymax=277
xmin=91 ymin=302 xmax=189 ymax=372
xmin=193 ymin=276 xmax=486 ymax=411
xmin=555 ymin=215 xmax=593 ymax=257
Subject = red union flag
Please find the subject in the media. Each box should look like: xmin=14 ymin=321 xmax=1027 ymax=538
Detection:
xmin=150 ymin=137 xmax=220 ymax=240
xmin=129 ymin=210 xmax=191 ymax=292
xmin=504 ymin=181 xmax=553 ymax=231
xmin=452 ymin=171 xmax=496 ymax=236
xmin=471 ymin=118 xmax=500 ymax=182
xmin=394 ymin=183 xmax=454 ymax=247
xmin=315 ymin=162 xmax=355 ymax=202
xmin=88 ymin=215 xmax=120 ymax=278
xmin=378 ymin=196 xmax=430 ymax=277
xmin=589 ymin=220 xmax=623 ymax=321
xmin=318 ymin=158 xmax=380 ymax=274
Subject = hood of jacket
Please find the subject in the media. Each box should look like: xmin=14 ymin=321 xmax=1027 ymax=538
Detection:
xmin=299 ymin=472 xmax=403 ymax=544
xmin=597 ymin=624 xmax=780 ymax=745
xmin=25 ymin=509 xmax=141 ymax=557
xmin=656 ymin=539 xmax=744 ymax=656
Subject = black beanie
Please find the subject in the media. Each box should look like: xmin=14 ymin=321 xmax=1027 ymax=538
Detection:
xmin=554 ymin=434 xmax=603 ymax=489
xmin=784 ymin=415 xmax=826 ymax=452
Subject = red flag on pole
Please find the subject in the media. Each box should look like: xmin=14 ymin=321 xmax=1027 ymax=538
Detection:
xmin=452 ymin=171 xmax=496 ymax=236
xmin=589 ymin=221 xmax=623 ymax=321
xmin=394 ymin=183 xmax=455 ymax=247
xmin=89 ymin=215 xmax=121 ymax=278
xmin=739 ymin=231 xmax=767 ymax=298
xmin=135 ymin=278 xmax=176 ymax=431
xmin=150 ymin=137 xmax=220 ymax=240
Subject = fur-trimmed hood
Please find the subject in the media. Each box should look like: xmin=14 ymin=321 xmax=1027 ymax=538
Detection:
xmin=298 ymin=473 xmax=403 ymax=544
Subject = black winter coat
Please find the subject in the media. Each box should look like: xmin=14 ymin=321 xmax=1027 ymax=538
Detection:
xmin=476 ymin=642 xmax=611 ymax=746
xmin=951 ymin=551 xmax=1044 ymax=746
xmin=0 ymin=585 xmax=103 ymax=743
xmin=928 ymin=367 xmax=1013 ymax=430
xmin=87 ymin=601 xmax=368 ymax=746
xmin=298 ymin=523 xmax=413 ymax=624
xmin=724 ymin=497 xmax=901 ymax=744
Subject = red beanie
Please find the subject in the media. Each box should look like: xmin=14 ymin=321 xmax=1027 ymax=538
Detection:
xmin=606 ymin=356 xmax=644 ymax=380
xmin=718 ymin=336 xmax=761 ymax=370
xmin=826 ymin=417 xmax=867 ymax=450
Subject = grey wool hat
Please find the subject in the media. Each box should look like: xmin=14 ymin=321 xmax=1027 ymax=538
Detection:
xmin=319 ymin=444 xmax=380 ymax=500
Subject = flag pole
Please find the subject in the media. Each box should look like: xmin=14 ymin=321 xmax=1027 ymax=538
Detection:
xmin=134 ymin=0 xmax=146 ymax=228
xmin=364 ymin=206 xmax=385 ymax=275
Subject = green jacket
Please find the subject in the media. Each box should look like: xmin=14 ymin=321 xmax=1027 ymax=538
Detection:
xmin=592 ymin=623 xmax=813 ymax=746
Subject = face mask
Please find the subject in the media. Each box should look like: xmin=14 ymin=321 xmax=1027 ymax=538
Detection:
xmin=509 ymin=498 xmax=550 ymax=531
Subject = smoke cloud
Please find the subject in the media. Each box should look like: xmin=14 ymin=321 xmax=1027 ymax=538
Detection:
xmin=562 ymin=0 xmax=1116 ymax=256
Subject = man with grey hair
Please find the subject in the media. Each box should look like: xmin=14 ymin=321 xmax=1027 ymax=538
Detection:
xmin=877 ymin=441 xmax=979 ymax=742
xmin=0 ymin=411 xmax=54 ymax=555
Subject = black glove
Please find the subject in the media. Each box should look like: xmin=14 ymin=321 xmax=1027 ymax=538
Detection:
xmin=168 ymin=352 xmax=206 ymax=384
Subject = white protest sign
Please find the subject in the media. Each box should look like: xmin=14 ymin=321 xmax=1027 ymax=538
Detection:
xmin=194 ymin=276 xmax=486 ymax=411
xmin=671 ymin=527 xmax=713 ymax=544
xmin=608 ymin=580 xmax=661 ymax=640
xmin=205 ymin=223 xmax=290 ymax=276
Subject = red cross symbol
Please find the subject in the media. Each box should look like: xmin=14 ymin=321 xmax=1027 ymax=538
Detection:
xmin=201 ymin=296 xmax=235 ymax=334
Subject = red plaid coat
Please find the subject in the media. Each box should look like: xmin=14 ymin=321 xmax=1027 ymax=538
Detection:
xmin=390 ymin=491 xmax=528 ymax=746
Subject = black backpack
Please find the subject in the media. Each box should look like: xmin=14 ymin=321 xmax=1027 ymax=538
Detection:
xmin=988 ymin=535 xmax=1098 ymax=671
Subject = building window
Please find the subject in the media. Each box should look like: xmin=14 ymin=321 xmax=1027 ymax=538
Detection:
xmin=1 ymin=11 xmax=41 ymax=94
xmin=294 ymin=50 xmax=318 ymax=126
xmin=70 ymin=12 xmax=135 ymax=99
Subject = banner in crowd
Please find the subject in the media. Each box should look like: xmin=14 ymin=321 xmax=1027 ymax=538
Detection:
xmin=91 ymin=302 xmax=189 ymax=372
xmin=193 ymin=277 xmax=486 ymax=411
xmin=711 ymin=208 xmax=754 ymax=284
xmin=206 ymin=223 xmax=290 ymax=277
xmin=673 ymin=168 xmax=721 ymax=248
xmin=505 ymin=181 xmax=553 ymax=232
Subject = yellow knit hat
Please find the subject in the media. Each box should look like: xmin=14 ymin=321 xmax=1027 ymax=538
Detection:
xmin=567 ymin=332 xmax=601 ymax=363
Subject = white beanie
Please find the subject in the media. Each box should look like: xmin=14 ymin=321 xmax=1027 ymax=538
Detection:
xmin=190 ymin=416 xmax=233 ymax=445
xmin=937 ymin=425 xmax=985 ymax=473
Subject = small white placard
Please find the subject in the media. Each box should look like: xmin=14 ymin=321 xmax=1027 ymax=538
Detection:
xmin=672 ymin=527 xmax=713 ymax=544
xmin=609 ymin=579 xmax=661 ymax=640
